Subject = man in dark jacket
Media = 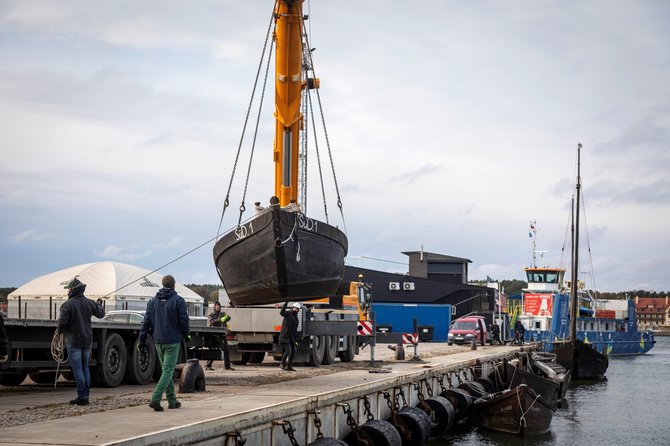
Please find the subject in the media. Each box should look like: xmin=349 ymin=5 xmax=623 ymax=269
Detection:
xmin=139 ymin=275 xmax=190 ymax=411
xmin=490 ymin=322 xmax=503 ymax=345
xmin=514 ymin=320 xmax=526 ymax=345
xmin=279 ymin=301 xmax=300 ymax=371
xmin=57 ymin=277 xmax=105 ymax=406
xmin=205 ymin=301 xmax=232 ymax=371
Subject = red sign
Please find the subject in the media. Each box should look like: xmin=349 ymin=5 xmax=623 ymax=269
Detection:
xmin=524 ymin=294 xmax=553 ymax=316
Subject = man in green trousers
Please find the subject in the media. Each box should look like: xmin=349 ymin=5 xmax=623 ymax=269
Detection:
xmin=139 ymin=275 xmax=190 ymax=411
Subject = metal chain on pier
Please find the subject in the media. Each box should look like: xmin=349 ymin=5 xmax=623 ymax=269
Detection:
xmin=456 ymin=370 xmax=465 ymax=385
xmin=423 ymin=377 xmax=434 ymax=397
xmin=445 ymin=372 xmax=454 ymax=389
xmin=395 ymin=386 xmax=408 ymax=408
xmin=338 ymin=402 xmax=366 ymax=443
xmin=273 ymin=420 xmax=300 ymax=446
xmin=224 ymin=430 xmax=246 ymax=446
xmin=437 ymin=374 xmax=449 ymax=393
xmin=361 ymin=395 xmax=374 ymax=422
xmin=308 ymin=409 xmax=324 ymax=439
xmin=413 ymin=382 xmax=431 ymax=414
xmin=383 ymin=390 xmax=399 ymax=414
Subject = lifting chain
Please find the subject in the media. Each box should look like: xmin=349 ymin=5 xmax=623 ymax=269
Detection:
xmin=273 ymin=420 xmax=300 ymax=446
xmin=456 ymin=370 xmax=465 ymax=385
xmin=437 ymin=374 xmax=448 ymax=394
xmin=423 ymin=378 xmax=434 ymax=397
xmin=224 ymin=430 xmax=246 ymax=446
xmin=361 ymin=395 xmax=374 ymax=422
xmin=413 ymin=381 xmax=432 ymax=415
xmin=338 ymin=402 xmax=365 ymax=442
xmin=308 ymin=409 xmax=324 ymax=439
xmin=445 ymin=372 xmax=454 ymax=389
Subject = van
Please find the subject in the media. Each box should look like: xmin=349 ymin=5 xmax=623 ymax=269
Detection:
xmin=447 ymin=315 xmax=488 ymax=346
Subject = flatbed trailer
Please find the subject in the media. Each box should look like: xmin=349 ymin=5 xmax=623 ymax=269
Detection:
xmin=0 ymin=318 xmax=228 ymax=387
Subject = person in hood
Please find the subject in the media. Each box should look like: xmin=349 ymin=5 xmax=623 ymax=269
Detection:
xmin=205 ymin=301 xmax=233 ymax=371
xmin=139 ymin=274 xmax=190 ymax=411
xmin=57 ymin=277 xmax=105 ymax=406
xmin=279 ymin=302 xmax=300 ymax=371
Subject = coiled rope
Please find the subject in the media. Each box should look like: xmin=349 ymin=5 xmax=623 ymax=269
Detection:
xmin=50 ymin=330 xmax=67 ymax=388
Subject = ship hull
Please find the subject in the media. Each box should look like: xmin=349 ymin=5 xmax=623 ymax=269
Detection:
xmin=213 ymin=208 xmax=347 ymax=306
xmin=554 ymin=339 xmax=608 ymax=380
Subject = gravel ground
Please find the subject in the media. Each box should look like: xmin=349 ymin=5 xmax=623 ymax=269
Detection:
xmin=0 ymin=342 xmax=473 ymax=429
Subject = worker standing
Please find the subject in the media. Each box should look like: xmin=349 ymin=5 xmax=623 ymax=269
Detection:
xmin=205 ymin=301 xmax=233 ymax=371
xmin=0 ymin=313 xmax=9 ymax=363
xmin=490 ymin=322 xmax=503 ymax=345
xmin=57 ymin=277 xmax=105 ymax=406
xmin=279 ymin=302 xmax=300 ymax=371
xmin=139 ymin=275 xmax=190 ymax=412
xmin=514 ymin=319 xmax=526 ymax=345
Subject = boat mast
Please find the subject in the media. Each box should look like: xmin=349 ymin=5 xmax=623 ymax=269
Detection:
xmin=569 ymin=143 xmax=582 ymax=340
xmin=273 ymin=0 xmax=305 ymax=207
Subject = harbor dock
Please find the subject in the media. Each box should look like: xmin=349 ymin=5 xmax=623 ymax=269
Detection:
xmin=0 ymin=345 xmax=524 ymax=446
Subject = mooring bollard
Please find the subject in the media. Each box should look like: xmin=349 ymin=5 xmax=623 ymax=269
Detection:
xmin=470 ymin=338 xmax=477 ymax=350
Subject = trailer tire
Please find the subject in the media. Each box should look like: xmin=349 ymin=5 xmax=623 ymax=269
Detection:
xmin=231 ymin=352 xmax=251 ymax=366
xmin=92 ymin=333 xmax=127 ymax=388
xmin=307 ymin=335 xmax=325 ymax=367
xmin=338 ymin=336 xmax=356 ymax=363
xmin=247 ymin=352 xmax=266 ymax=364
xmin=322 ymin=335 xmax=338 ymax=365
xmin=0 ymin=371 xmax=28 ymax=386
xmin=28 ymin=371 xmax=59 ymax=385
xmin=125 ymin=336 xmax=156 ymax=385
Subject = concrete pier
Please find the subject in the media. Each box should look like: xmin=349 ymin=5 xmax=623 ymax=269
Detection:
xmin=0 ymin=347 xmax=522 ymax=446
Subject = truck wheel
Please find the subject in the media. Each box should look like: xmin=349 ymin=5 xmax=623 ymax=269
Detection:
xmin=231 ymin=352 xmax=251 ymax=366
xmin=92 ymin=333 xmax=127 ymax=387
xmin=0 ymin=371 xmax=28 ymax=386
xmin=125 ymin=336 xmax=156 ymax=385
xmin=28 ymin=371 xmax=59 ymax=385
xmin=248 ymin=352 xmax=266 ymax=364
xmin=338 ymin=336 xmax=356 ymax=363
xmin=322 ymin=336 xmax=338 ymax=365
xmin=307 ymin=335 xmax=325 ymax=367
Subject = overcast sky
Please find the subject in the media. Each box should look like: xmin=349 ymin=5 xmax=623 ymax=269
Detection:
xmin=1 ymin=0 xmax=668 ymax=293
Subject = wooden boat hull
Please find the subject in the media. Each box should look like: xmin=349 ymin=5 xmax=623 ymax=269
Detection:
xmin=554 ymin=339 xmax=608 ymax=380
xmin=505 ymin=363 xmax=559 ymax=410
xmin=474 ymin=384 xmax=554 ymax=436
xmin=213 ymin=208 xmax=348 ymax=306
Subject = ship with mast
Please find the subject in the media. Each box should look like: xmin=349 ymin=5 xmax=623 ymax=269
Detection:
xmin=213 ymin=0 xmax=348 ymax=306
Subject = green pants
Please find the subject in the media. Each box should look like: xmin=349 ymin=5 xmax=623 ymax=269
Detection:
xmin=151 ymin=343 xmax=180 ymax=405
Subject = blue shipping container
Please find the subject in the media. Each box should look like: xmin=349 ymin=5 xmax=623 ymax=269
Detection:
xmin=371 ymin=303 xmax=452 ymax=342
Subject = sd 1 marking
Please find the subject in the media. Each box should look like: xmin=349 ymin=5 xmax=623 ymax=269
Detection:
xmin=297 ymin=214 xmax=318 ymax=232
xmin=235 ymin=222 xmax=254 ymax=240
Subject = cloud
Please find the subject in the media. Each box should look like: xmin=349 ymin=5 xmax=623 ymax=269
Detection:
xmin=586 ymin=179 xmax=670 ymax=206
xmin=7 ymin=229 xmax=56 ymax=244
xmin=390 ymin=164 xmax=442 ymax=184
xmin=95 ymin=244 xmax=153 ymax=261
xmin=152 ymin=236 xmax=184 ymax=249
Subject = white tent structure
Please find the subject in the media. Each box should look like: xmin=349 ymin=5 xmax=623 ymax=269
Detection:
xmin=8 ymin=262 xmax=204 ymax=319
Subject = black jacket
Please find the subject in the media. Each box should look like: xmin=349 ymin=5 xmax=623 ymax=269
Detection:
xmin=139 ymin=288 xmax=190 ymax=345
xmin=279 ymin=302 xmax=299 ymax=344
xmin=57 ymin=288 xmax=105 ymax=348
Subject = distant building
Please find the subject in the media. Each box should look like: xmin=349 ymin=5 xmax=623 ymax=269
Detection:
xmin=635 ymin=296 xmax=670 ymax=329
xmin=343 ymin=250 xmax=498 ymax=317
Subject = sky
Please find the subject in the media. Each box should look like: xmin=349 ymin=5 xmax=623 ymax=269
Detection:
xmin=1 ymin=0 xmax=669 ymax=292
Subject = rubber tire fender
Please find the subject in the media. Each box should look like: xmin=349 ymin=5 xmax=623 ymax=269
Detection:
xmin=476 ymin=376 xmax=497 ymax=394
xmin=125 ymin=335 xmax=156 ymax=385
xmin=458 ymin=381 xmax=487 ymax=398
xmin=308 ymin=438 xmax=349 ymax=445
xmin=346 ymin=419 xmax=401 ymax=446
xmin=418 ymin=396 xmax=455 ymax=437
xmin=397 ymin=406 xmax=431 ymax=445
xmin=92 ymin=332 xmax=127 ymax=388
xmin=441 ymin=388 xmax=473 ymax=421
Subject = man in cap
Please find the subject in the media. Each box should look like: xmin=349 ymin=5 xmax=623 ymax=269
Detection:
xmin=139 ymin=274 xmax=190 ymax=411
xmin=279 ymin=301 xmax=300 ymax=371
xmin=205 ymin=301 xmax=233 ymax=371
xmin=57 ymin=277 xmax=105 ymax=406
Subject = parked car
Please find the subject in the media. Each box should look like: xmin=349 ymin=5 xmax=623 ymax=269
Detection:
xmin=447 ymin=315 xmax=488 ymax=346
xmin=101 ymin=310 xmax=208 ymax=327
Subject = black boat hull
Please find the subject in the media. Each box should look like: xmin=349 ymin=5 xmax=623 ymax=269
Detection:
xmin=474 ymin=384 xmax=554 ymax=436
xmin=213 ymin=208 xmax=348 ymax=306
xmin=554 ymin=339 xmax=608 ymax=380
xmin=505 ymin=362 xmax=560 ymax=410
